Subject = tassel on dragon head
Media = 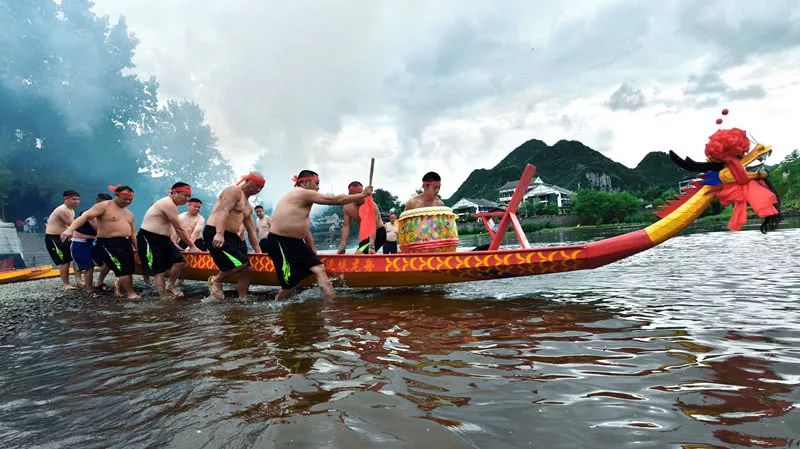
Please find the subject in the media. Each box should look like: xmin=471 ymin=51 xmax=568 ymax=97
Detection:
xmin=668 ymin=116 xmax=781 ymax=234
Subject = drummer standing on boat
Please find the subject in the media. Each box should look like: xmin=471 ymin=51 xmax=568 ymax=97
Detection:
xmin=264 ymin=170 xmax=372 ymax=300
xmin=337 ymin=181 xmax=386 ymax=254
xmin=45 ymin=190 xmax=80 ymax=290
xmin=137 ymin=182 xmax=199 ymax=298
xmin=403 ymin=172 xmax=444 ymax=211
xmin=61 ymin=185 xmax=139 ymax=299
xmin=204 ymin=172 xmax=264 ymax=300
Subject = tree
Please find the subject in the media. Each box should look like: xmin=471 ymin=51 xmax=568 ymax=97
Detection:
xmin=572 ymin=189 xmax=641 ymax=225
xmin=372 ymin=188 xmax=402 ymax=215
xmin=771 ymin=150 xmax=800 ymax=206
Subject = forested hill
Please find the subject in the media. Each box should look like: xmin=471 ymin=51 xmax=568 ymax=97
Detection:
xmin=446 ymin=139 xmax=687 ymax=203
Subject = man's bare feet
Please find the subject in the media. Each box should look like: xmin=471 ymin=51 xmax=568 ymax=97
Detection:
xmin=114 ymin=279 xmax=123 ymax=297
xmin=207 ymin=276 xmax=224 ymax=300
xmin=166 ymin=286 xmax=185 ymax=298
xmin=126 ymin=293 xmax=139 ymax=300
xmin=62 ymin=284 xmax=76 ymax=291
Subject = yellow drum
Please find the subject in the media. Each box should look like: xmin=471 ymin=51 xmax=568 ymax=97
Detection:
xmin=396 ymin=206 xmax=459 ymax=253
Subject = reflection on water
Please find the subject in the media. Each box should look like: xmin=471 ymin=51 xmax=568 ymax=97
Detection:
xmin=1 ymin=228 xmax=799 ymax=448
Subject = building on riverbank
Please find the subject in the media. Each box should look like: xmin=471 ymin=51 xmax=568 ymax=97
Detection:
xmin=0 ymin=222 xmax=25 ymax=270
xmin=451 ymin=198 xmax=501 ymax=221
xmin=498 ymin=176 xmax=574 ymax=213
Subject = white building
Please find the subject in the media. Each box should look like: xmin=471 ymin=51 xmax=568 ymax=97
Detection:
xmin=498 ymin=176 xmax=574 ymax=212
xmin=451 ymin=198 xmax=501 ymax=220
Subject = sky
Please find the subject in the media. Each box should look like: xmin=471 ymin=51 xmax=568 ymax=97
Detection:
xmin=91 ymin=0 xmax=800 ymax=203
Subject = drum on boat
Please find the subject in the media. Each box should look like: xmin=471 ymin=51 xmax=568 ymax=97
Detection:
xmin=396 ymin=206 xmax=459 ymax=253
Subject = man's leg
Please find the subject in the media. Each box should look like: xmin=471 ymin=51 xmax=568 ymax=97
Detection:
xmin=209 ymin=265 xmax=247 ymax=299
xmin=154 ymin=272 xmax=168 ymax=297
xmin=85 ymin=266 xmax=96 ymax=294
xmin=236 ymin=267 xmax=253 ymax=298
xmin=59 ymin=263 xmax=74 ymax=290
xmin=310 ymin=264 xmax=335 ymax=299
xmin=97 ymin=265 xmax=110 ymax=288
xmin=119 ymin=275 xmax=138 ymax=299
xmin=166 ymin=263 xmax=185 ymax=297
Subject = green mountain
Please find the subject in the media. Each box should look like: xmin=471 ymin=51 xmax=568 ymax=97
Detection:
xmin=634 ymin=151 xmax=687 ymax=187
xmin=447 ymin=139 xmax=666 ymax=204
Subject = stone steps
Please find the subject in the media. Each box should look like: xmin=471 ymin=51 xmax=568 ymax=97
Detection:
xmin=17 ymin=233 xmax=52 ymax=268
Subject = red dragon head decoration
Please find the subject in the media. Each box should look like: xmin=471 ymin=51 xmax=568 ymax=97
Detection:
xmin=704 ymin=128 xmax=750 ymax=185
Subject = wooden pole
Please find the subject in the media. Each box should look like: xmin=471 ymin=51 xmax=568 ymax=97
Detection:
xmin=368 ymin=158 xmax=375 ymax=186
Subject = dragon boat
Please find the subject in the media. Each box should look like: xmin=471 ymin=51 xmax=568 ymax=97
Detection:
xmin=180 ymin=132 xmax=780 ymax=288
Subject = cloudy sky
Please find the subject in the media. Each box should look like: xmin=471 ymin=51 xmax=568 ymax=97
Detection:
xmin=91 ymin=0 xmax=800 ymax=203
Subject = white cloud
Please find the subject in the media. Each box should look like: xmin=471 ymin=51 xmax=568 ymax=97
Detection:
xmin=91 ymin=0 xmax=800 ymax=199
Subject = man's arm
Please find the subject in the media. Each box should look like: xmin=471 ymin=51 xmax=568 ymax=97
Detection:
xmin=166 ymin=205 xmax=198 ymax=251
xmin=129 ymin=215 xmax=138 ymax=251
xmin=61 ymin=203 xmax=104 ymax=240
xmin=337 ymin=211 xmax=351 ymax=254
xmin=189 ymin=217 xmax=204 ymax=242
xmin=60 ymin=208 xmax=74 ymax=227
xmin=305 ymin=186 xmax=373 ymax=206
xmin=243 ymin=215 xmax=260 ymax=254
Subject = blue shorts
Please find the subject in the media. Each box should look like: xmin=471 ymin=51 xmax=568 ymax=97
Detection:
xmin=70 ymin=239 xmax=96 ymax=271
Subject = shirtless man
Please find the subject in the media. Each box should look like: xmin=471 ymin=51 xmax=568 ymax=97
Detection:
xmin=62 ymin=185 xmax=138 ymax=299
xmin=173 ymin=198 xmax=206 ymax=251
xmin=204 ymin=172 xmax=264 ymax=299
xmin=254 ymin=205 xmax=272 ymax=252
xmin=403 ymin=171 xmax=445 ymax=211
xmin=71 ymin=192 xmax=113 ymax=295
xmin=383 ymin=213 xmax=398 ymax=254
xmin=138 ymin=182 xmax=199 ymax=298
xmin=337 ymin=181 xmax=386 ymax=254
xmin=265 ymin=170 xmax=372 ymax=300
xmin=45 ymin=190 xmax=80 ymax=290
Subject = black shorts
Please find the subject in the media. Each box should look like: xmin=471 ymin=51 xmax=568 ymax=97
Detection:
xmin=45 ymin=234 xmax=72 ymax=266
xmin=178 ymin=238 xmax=208 ymax=251
xmin=96 ymin=237 xmax=135 ymax=276
xmin=383 ymin=241 xmax=398 ymax=254
xmin=137 ymin=228 xmax=184 ymax=275
xmin=356 ymin=227 xmax=387 ymax=254
xmin=263 ymin=233 xmax=322 ymax=289
xmin=91 ymin=244 xmax=105 ymax=267
xmin=203 ymin=225 xmax=249 ymax=272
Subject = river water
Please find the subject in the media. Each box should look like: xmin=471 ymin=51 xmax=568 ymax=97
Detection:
xmin=1 ymin=227 xmax=798 ymax=448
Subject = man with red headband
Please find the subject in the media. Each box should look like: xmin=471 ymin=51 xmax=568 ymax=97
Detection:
xmin=265 ymin=170 xmax=372 ymax=300
xmin=173 ymin=198 xmax=207 ymax=251
xmin=62 ymin=185 xmax=139 ymax=299
xmin=337 ymin=181 xmax=386 ymax=254
xmin=45 ymin=190 xmax=80 ymax=290
xmin=204 ymin=171 xmax=264 ymax=299
xmin=403 ymin=171 xmax=444 ymax=211
xmin=137 ymin=182 xmax=199 ymax=298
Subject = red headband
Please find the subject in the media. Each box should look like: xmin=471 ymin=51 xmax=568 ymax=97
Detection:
xmin=422 ymin=181 xmax=441 ymax=187
xmin=108 ymin=185 xmax=134 ymax=200
xmin=170 ymin=185 xmax=192 ymax=195
xmin=237 ymin=174 xmax=266 ymax=188
xmin=293 ymin=175 xmax=319 ymax=184
xmin=348 ymin=185 xmax=364 ymax=194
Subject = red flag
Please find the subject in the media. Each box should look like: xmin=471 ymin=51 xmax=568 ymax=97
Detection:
xmin=358 ymin=195 xmax=377 ymax=242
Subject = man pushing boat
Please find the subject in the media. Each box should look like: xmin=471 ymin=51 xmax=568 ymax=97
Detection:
xmin=204 ymin=172 xmax=264 ymax=299
xmin=265 ymin=170 xmax=372 ymax=300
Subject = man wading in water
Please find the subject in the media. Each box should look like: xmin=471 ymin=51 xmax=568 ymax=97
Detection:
xmin=264 ymin=170 xmax=372 ymax=300
xmin=45 ymin=190 xmax=80 ymax=290
xmin=204 ymin=172 xmax=264 ymax=300
xmin=62 ymin=185 xmax=139 ymax=299
xmin=137 ymin=182 xmax=199 ymax=298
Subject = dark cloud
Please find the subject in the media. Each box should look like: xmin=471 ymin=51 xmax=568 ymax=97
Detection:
xmin=606 ymin=82 xmax=645 ymax=111
xmin=684 ymin=70 xmax=766 ymax=107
